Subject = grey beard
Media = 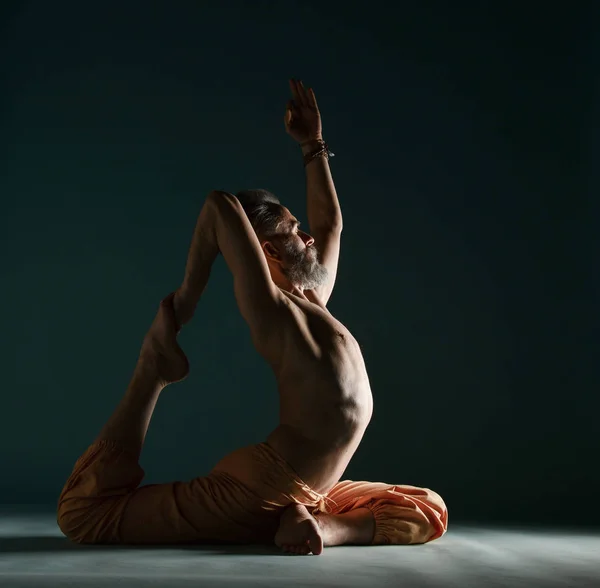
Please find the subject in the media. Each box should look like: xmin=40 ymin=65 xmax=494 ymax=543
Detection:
xmin=281 ymin=245 xmax=329 ymax=290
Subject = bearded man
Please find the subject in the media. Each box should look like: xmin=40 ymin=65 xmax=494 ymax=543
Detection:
xmin=57 ymin=79 xmax=448 ymax=555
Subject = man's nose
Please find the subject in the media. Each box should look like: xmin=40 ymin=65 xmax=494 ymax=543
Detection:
xmin=304 ymin=233 xmax=315 ymax=247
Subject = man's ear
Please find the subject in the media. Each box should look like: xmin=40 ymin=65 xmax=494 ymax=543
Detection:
xmin=262 ymin=240 xmax=281 ymax=262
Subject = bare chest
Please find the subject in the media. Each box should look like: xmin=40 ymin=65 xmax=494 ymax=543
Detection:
xmin=279 ymin=289 xmax=361 ymax=359
xmin=274 ymin=290 xmax=371 ymax=405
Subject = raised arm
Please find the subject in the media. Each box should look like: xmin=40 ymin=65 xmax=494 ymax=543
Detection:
xmin=174 ymin=194 xmax=220 ymax=328
xmin=285 ymin=79 xmax=342 ymax=305
xmin=174 ymin=190 xmax=285 ymax=353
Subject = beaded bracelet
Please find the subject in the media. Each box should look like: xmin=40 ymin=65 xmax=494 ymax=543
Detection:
xmin=301 ymin=139 xmax=335 ymax=167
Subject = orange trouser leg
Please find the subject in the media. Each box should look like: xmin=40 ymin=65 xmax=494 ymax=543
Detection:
xmin=57 ymin=440 xmax=279 ymax=545
xmin=322 ymin=480 xmax=448 ymax=545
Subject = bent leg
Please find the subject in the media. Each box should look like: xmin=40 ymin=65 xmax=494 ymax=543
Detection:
xmin=318 ymin=480 xmax=448 ymax=545
xmin=57 ymin=440 xmax=276 ymax=545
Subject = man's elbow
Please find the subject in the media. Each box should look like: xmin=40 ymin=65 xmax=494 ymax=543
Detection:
xmin=319 ymin=211 xmax=343 ymax=234
xmin=314 ymin=220 xmax=343 ymax=236
xmin=207 ymin=190 xmax=237 ymax=205
xmin=332 ymin=219 xmax=343 ymax=233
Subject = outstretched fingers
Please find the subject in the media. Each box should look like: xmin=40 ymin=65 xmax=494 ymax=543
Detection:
xmin=307 ymin=87 xmax=319 ymax=109
xmin=289 ymin=78 xmax=319 ymax=113
xmin=289 ymin=78 xmax=303 ymax=105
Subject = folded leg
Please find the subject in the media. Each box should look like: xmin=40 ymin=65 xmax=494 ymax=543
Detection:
xmin=57 ymin=440 xmax=278 ymax=545
xmin=320 ymin=480 xmax=448 ymax=545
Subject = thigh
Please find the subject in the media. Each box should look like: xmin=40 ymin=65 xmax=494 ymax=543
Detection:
xmin=58 ymin=440 xmax=277 ymax=545
xmin=118 ymin=472 xmax=271 ymax=545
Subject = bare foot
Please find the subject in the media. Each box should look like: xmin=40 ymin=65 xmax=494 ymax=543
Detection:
xmin=274 ymin=504 xmax=324 ymax=556
xmin=137 ymin=292 xmax=190 ymax=386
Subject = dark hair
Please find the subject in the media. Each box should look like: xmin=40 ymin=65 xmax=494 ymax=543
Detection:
xmin=235 ymin=189 xmax=286 ymax=239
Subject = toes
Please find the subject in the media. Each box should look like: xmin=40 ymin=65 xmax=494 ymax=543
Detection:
xmin=310 ymin=531 xmax=324 ymax=556
xmin=279 ymin=542 xmax=313 ymax=556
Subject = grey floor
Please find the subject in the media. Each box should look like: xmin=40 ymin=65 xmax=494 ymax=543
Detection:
xmin=1 ymin=507 xmax=598 ymax=588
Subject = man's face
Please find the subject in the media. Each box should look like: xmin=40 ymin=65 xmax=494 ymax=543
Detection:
xmin=270 ymin=208 xmax=329 ymax=290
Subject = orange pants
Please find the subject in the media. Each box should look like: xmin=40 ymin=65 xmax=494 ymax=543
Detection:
xmin=57 ymin=440 xmax=448 ymax=545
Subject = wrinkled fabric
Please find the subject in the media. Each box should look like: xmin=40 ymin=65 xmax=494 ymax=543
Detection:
xmin=57 ymin=440 xmax=448 ymax=545
xmin=322 ymin=480 xmax=448 ymax=545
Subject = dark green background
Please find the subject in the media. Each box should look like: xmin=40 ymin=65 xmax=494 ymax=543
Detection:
xmin=1 ymin=1 xmax=597 ymax=527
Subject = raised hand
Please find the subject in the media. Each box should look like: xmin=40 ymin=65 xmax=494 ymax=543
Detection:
xmin=284 ymin=78 xmax=323 ymax=145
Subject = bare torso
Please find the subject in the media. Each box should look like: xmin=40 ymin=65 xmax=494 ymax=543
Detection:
xmin=264 ymin=287 xmax=373 ymax=495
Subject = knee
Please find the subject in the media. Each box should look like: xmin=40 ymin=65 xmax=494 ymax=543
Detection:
xmin=57 ymin=500 xmax=87 ymax=544
xmin=421 ymin=487 xmax=449 ymax=542
xmin=421 ymin=486 xmax=448 ymax=528
xmin=57 ymin=506 xmax=82 ymax=543
xmin=57 ymin=499 xmax=102 ymax=544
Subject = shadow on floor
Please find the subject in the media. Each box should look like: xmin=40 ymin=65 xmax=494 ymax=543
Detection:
xmin=0 ymin=536 xmax=284 ymax=555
